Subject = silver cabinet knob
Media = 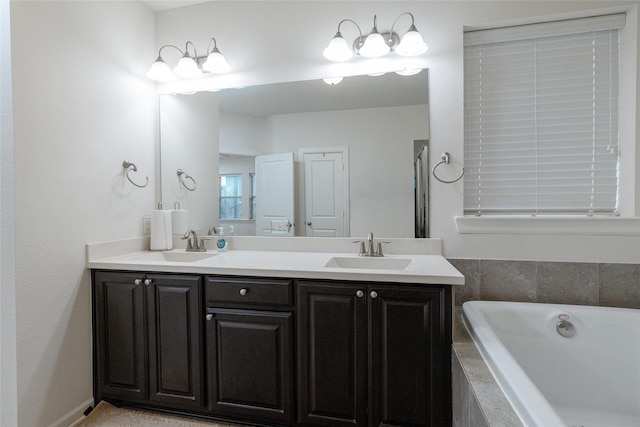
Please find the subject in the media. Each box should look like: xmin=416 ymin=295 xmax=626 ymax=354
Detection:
xmin=144 ymin=278 xmax=151 ymax=286
xmin=134 ymin=279 xmax=141 ymax=285
xmin=239 ymin=288 xmax=248 ymax=296
xmin=356 ymin=290 xmax=364 ymax=298
xmin=370 ymin=290 xmax=378 ymax=299
xmin=206 ymin=314 xmax=213 ymax=321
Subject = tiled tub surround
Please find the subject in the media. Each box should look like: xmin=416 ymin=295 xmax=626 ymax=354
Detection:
xmin=451 ymin=260 xmax=640 ymax=427
xmin=448 ymin=259 xmax=640 ymax=308
xmin=452 ymin=307 xmax=523 ymax=427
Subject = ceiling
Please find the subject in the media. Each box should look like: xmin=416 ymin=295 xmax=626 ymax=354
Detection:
xmin=141 ymin=0 xmax=211 ymax=12
xmin=217 ymin=72 xmax=429 ymax=118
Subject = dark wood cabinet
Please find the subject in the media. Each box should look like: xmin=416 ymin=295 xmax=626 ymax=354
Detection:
xmin=93 ymin=271 xmax=146 ymax=402
xmin=206 ymin=308 xmax=293 ymax=424
xmin=296 ymin=282 xmax=367 ymax=426
xmin=369 ymin=286 xmax=451 ymax=427
xmin=93 ymin=271 xmax=204 ymax=411
xmin=93 ymin=270 xmax=452 ymax=427
xmin=205 ymin=277 xmax=295 ymax=425
xmin=297 ymin=281 xmax=452 ymax=427
xmin=146 ymin=274 xmax=204 ymax=410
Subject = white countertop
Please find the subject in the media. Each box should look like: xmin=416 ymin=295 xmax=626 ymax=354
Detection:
xmin=86 ymin=236 xmax=465 ymax=285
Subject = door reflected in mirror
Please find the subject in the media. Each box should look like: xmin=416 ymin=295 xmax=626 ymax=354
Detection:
xmin=159 ymin=70 xmax=430 ymax=238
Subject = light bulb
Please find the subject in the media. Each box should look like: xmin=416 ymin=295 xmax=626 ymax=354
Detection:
xmin=358 ymin=31 xmax=390 ymax=58
xmin=323 ymin=33 xmax=353 ymax=62
xmin=146 ymin=57 xmax=175 ymax=82
xmin=203 ymin=48 xmax=231 ymax=73
xmin=173 ymin=54 xmax=202 ymax=78
xmin=395 ymin=26 xmax=428 ymax=56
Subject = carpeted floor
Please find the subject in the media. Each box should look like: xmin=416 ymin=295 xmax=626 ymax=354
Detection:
xmin=71 ymin=401 xmax=248 ymax=427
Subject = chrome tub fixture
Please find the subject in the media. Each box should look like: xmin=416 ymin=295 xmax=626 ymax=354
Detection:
xmin=323 ymin=12 xmax=428 ymax=62
xmin=147 ymin=37 xmax=230 ymax=82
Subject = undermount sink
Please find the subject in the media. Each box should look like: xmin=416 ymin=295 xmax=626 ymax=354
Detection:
xmin=133 ymin=251 xmax=218 ymax=263
xmin=324 ymin=256 xmax=414 ymax=271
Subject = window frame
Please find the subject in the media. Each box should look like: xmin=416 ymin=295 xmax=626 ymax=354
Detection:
xmin=219 ymin=174 xmax=243 ymax=221
xmin=457 ymin=9 xmax=640 ymax=235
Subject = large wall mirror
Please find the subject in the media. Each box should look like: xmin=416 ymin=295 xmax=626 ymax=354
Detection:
xmin=159 ymin=70 xmax=430 ymax=238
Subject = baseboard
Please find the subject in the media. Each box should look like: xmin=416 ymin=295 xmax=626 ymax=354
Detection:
xmin=48 ymin=397 xmax=94 ymax=427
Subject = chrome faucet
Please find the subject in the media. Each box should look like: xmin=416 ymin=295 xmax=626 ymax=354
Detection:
xmin=354 ymin=232 xmax=390 ymax=257
xmin=367 ymin=232 xmax=375 ymax=257
xmin=182 ymin=229 xmax=208 ymax=252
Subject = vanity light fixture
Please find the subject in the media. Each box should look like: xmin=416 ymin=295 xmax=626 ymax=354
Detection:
xmin=147 ymin=37 xmax=230 ymax=82
xmin=323 ymin=12 xmax=428 ymax=62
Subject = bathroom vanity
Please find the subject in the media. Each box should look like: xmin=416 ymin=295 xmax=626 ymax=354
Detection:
xmin=87 ymin=236 xmax=464 ymax=427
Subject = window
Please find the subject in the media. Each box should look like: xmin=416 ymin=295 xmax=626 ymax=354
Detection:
xmin=464 ymin=14 xmax=625 ymax=216
xmin=219 ymin=174 xmax=242 ymax=220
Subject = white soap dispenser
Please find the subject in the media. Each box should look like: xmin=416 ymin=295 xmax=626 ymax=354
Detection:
xmin=216 ymin=226 xmax=227 ymax=251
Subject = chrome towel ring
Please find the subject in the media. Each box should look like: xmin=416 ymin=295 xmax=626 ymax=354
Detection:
xmin=177 ymin=169 xmax=197 ymax=191
xmin=122 ymin=160 xmax=149 ymax=188
xmin=432 ymin=152 xmax=464 ymax=184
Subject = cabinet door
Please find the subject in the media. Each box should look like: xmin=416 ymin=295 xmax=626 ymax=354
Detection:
xmin=93 ymin=271 xmax=146 ymax=402
xmin=368 ymin=286 xmax=451 ymax=427
xmin=297 ymin=282 xmax=367 ymax=427
xmin=147 ymin=274 xmax=204 ymax=410
xmin=206 ymin=308 xmax=294 ymax=425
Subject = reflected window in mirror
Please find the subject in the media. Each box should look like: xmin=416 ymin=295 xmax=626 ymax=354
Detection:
xmin=220 ymin=174 xmax=243 ymax=220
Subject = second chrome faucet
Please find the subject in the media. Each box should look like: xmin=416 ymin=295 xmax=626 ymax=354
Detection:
xmin=354 ymin=232 xmax=390 ymax=257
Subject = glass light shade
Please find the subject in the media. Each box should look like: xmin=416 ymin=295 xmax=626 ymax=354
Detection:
xmin=323 ymin=76 xmax=343 ymax=85
xmin=323 ymin=34 xmax=353 ymax=62
xmin=173 ymin=55 xmax=202 ymax=78
xmin=146 ymin=57 xmax=175 ymax=82
xmin=395 ymin=68 xmax=422 ymax=76
xmin=203 ymin=50 xmax=231 ymax=73
xmin=395 ymin=27 xmax=428 ymax=56
xmin=358 ymin=32 xmax=390 ymax=58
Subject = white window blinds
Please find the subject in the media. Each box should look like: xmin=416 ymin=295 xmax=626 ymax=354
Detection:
xmin=463 ymin=14 xmax=625 ymax=216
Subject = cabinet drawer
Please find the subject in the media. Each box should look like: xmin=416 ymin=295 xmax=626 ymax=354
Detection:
xmin=205 ymin=277 xmax=293 ymax=307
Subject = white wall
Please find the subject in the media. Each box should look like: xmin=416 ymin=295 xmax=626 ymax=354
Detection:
xmin=268 ymin=104 xmax=429 ymax=238
xmin=219 ymin=111 xmax=268 ymax=156
xmin=160 ymin=92 xmax=219 ymax=233
xmin=10 ymin=1 xmax=156 ymax=425
xmin=1 ymin=0 xmax=17 ymax=425
xmin=156 ymin=0 xmax=640 ymax=263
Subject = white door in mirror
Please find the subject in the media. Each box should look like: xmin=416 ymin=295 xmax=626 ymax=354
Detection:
xmin=255 ymin=153 xmax=295 ymax=236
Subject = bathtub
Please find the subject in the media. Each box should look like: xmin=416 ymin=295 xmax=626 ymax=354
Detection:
xmin=462 ymin=301 xmax=640 ymax=427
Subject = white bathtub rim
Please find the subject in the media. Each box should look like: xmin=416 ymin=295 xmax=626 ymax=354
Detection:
xmin=462 ymin=301 xmax=568 ymax=427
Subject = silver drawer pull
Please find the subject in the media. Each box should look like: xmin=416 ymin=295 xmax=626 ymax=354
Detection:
xmin=356 ymin=290 xmax=364 ymax=298
xmin=144 ymin=279 xmax=151 ymax=286
xmin=239 ymin=288 xmax=248 ymax=296
xmin=206 ymin=314 xmax=213 ymax=321
xmin=134 ymin=279 xmax=141 ymax=285
xmin=370 ymin=291 xmax=378 ymax=299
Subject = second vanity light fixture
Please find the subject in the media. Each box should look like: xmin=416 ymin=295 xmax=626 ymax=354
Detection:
xmin=323 ymin=12 xmax=428 ymax=61
xmin=147 ymin=37 xmax=230 ymax=82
